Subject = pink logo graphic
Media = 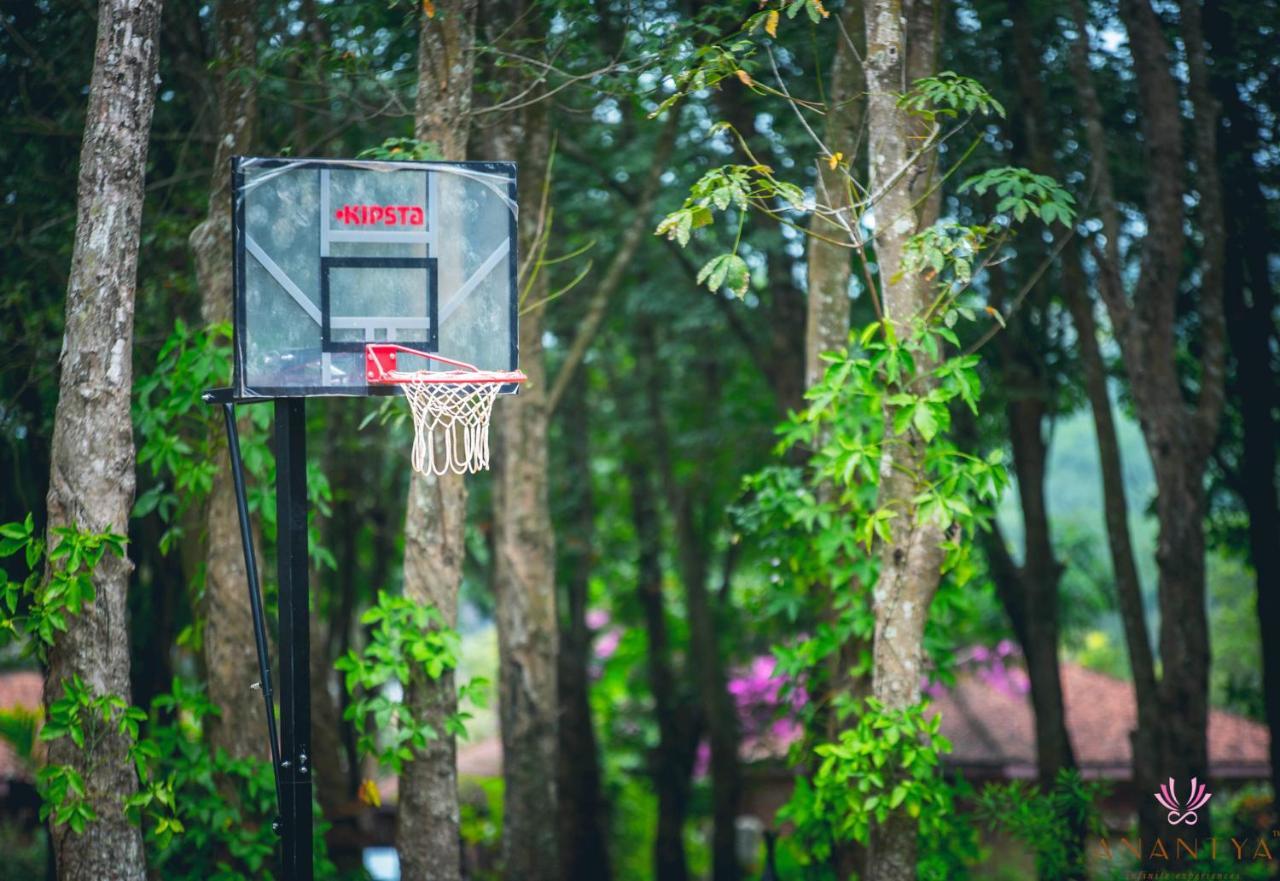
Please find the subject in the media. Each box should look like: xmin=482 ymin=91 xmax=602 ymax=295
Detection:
xmin=1155 ymin=777 xmax=1212 ymax=826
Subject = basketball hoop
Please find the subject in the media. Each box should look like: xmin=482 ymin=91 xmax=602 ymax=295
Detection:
xmin=365 ymin=343 xmax=526 ymax=476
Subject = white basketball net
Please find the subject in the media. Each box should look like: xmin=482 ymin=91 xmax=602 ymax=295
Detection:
xmin=396 ymin=371 xmax=520 ymax=475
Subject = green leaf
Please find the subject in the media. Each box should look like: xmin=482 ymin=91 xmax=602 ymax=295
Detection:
xmin=912 ymin=404 xmax=939 ymax=442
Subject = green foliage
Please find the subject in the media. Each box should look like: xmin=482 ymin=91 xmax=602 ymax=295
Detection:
xmin=36 ymin=673 xmax=162 ymax=837
xmin=0 ymin=516 xmax=177 ymax=841
xmin=648 ymin=40 xmax=759 ymax=119
xmin=335 ymin=589 xmax=487 ymax=773
xmin=784 ymin=321 xmax=1009 ymax=555
xmin=781 ymin=698 xmax=978 ymax=879
xmin=0 ymin=823 xmax=48 ymax=881
xmin=459 ymin=776 xmax=503 ymax=879
xmin=975 ymin=770 xmax=1108 ymax=881
xmin=139 ymin=678 xmax=340 ymax=880
xmin=357 ymin=137 xmax=445 ymax=162
xmin=133 ymin=321 xmax=271 ymax=557
xmin=959 ymin=167 xmax=1077 ymax=227
xmin=0 ymin=515 xmax=127 ymax=659
xmin=695 ymin=252 xmax=752 ymax=297
xmin=900 ymin=221 xmax=991 ymax=287
xmin=0 ymin=705 xmax=39 ymax=768
xmin=655 ymin=160 xmax=804 ymax=299
xmin=899 ymin=71 xmax=1006 ymax=120
xmin=133 ymin=319 xmax=336 ymax=648
xmin=656 ymin=161 xmax=804 ymax=296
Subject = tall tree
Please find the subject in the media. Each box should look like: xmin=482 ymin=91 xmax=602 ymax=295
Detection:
xmin=188 ymin=0 xmax=264 ymax=764
xmin=1203 ymin=0 xmax=1280 ymax=805
xmin=553 ymin=370 xmax=613 ymax=881
xmin=395 ymin=4 xmax=479 ymax=880
xmin=42 ymin=0 xmax=162 ymax=877
xmin=640 ymin=321 xmax=743 ymax=881
xmin=1061 ymin=2 xmax=1163 ymax=855
xmin=805 ymin=1 xmax=863 ymax=391
xmin=803 ymin=10 xmax=867 ymax=875
xmin=626 ymin=442 xmax=700 ymax=881
xmin=483 ymin=3 xmax=560 ymax=876
xmin=862 ymin=0 xmax=939 ymax=877
xmin=550 ymin=110 xmax=679 ymax=881
xmin=990 ymin=0 xmax=1077 ymax=796
xmin=1069 ymin=0 xmax=1226 ymax=855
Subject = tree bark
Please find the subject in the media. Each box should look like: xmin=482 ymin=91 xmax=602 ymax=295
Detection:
xmin=1002 ymin=395 xmax=1075 ymax=783
xmin=42 ymin=0 xmax=162 ymax=878
xmin=188 ymin=0 xmax=265 ymax=765
xmin=490 ymin=199 xmax=560 ymax=881
xmin=805 ymin=0 xmax=865 ymax=390
xmin=627 ymin=456 xmax=700 ymax=881
xmin=1062 ymin=254 xmax=1163 ymax=845
xmin=804 ymin=11 xmax=867 ymax=874
xmin=396 ymin=5 xmax=478 ymax=879
xmin=639 ymin=323 xmax=741 ymax=881
xmin=863 ymin=2 xmax=939 ymax=879
xmin=482 ymin=4 xmax=560 ymax=873
xmin=555 ymin=370 xmax=612 ymax=881
xmin=993 ymin=12 xmax=1081 ymax=862
xmin=1202 ymin=0 xmax=1280 ymax=808
xmin=1069 ymin=0 xmax=1226 ymax=862
xmin=310 ymin=613 xmax=347 ymax=818
xmin=1063 ymin=0 xmax=1165 ymax=850
xmin=399 ymin=465 xmax=469 ymax=881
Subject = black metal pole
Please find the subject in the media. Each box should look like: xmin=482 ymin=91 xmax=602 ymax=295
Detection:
xmin=275 ymin=398 xmax=313 ymax=881
xmin=220 ymin=403 xmax=284 ymax=820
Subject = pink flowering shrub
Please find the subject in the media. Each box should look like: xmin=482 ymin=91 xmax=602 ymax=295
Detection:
xmin=923 ymin=639 xmax=1028 ymax=700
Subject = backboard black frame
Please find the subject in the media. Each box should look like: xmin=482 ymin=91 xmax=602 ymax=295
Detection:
xmin=230 ymin=155 xmax=519 ymax=399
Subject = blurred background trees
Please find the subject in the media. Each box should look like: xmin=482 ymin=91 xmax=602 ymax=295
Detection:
xmin=0 ymin=0 xmax=1277 ymax=880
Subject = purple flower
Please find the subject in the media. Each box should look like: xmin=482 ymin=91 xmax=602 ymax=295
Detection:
xmin=594 ymin=629 xmax=621 ymax=661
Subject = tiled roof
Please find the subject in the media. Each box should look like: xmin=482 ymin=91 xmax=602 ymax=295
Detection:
xmin=933 ymin=661 xmax=1270 ymax=780
xmin=453 ymin=660 xmax=1271 ymax=783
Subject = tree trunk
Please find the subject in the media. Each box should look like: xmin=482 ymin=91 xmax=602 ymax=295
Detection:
xmin=42 ymin=0 xmax=162 ymax=878
xmin=1063 ymin=0 xmax=1164 ymax=849
xmin=490 ymin=211 xmax=560 ymax=881
xmin=396 ymin=5 xmax=478 ymax=879
xmin=548 ymin=110 xmax=680 ymax=881
xmin=399 ymin=467 xmax=468 ymax=881
xmin=310 ymin=614 xmax=347 ymax=818
xmin=805 ymin=11 xmax=867 ymax=874
xmin=639 ymin=323 xmax=741 ymax=881
xmin=1004 ymin=397 xmax=1076 ymax=784
xmin=1119 ymin=3 xmax=1219 ymax=861
xmin=805 ymin=0 xmax=864 ymax=391
xmin=989 ymin=15 xmax=1084 ymax=873
xmin=1069 ymin=1 xmax=1225 ymax=865
xmin=315 ymin=402 xmax=363 ymax=814
xmin=555 ymin=369 xmax=612 ymax=881
xmin=863 ymin=2 xmax=938 ymax=879
xmin=483 ymin=5 xmax=560 ymax=869
xmin=189 ymin=0 xmax=265 ymax=765
xmin=1062 ymin=255 xmax=1163 ymax=833
xmin=627 ymin=458 xmax=700 ymax=881
xmin=1203 ymin=0 xmax=1280 ymax=805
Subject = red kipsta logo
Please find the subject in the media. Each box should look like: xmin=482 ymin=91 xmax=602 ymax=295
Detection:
xmin=333 ymin=204 xmax=425 ymax=226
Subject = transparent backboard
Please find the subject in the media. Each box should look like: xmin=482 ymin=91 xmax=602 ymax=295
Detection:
xmin=232 ymin=157 xmax=518 ymax=397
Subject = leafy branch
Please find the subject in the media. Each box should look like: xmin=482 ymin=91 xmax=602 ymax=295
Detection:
xmin=335 ymin=590 xmax=488 ymax=774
